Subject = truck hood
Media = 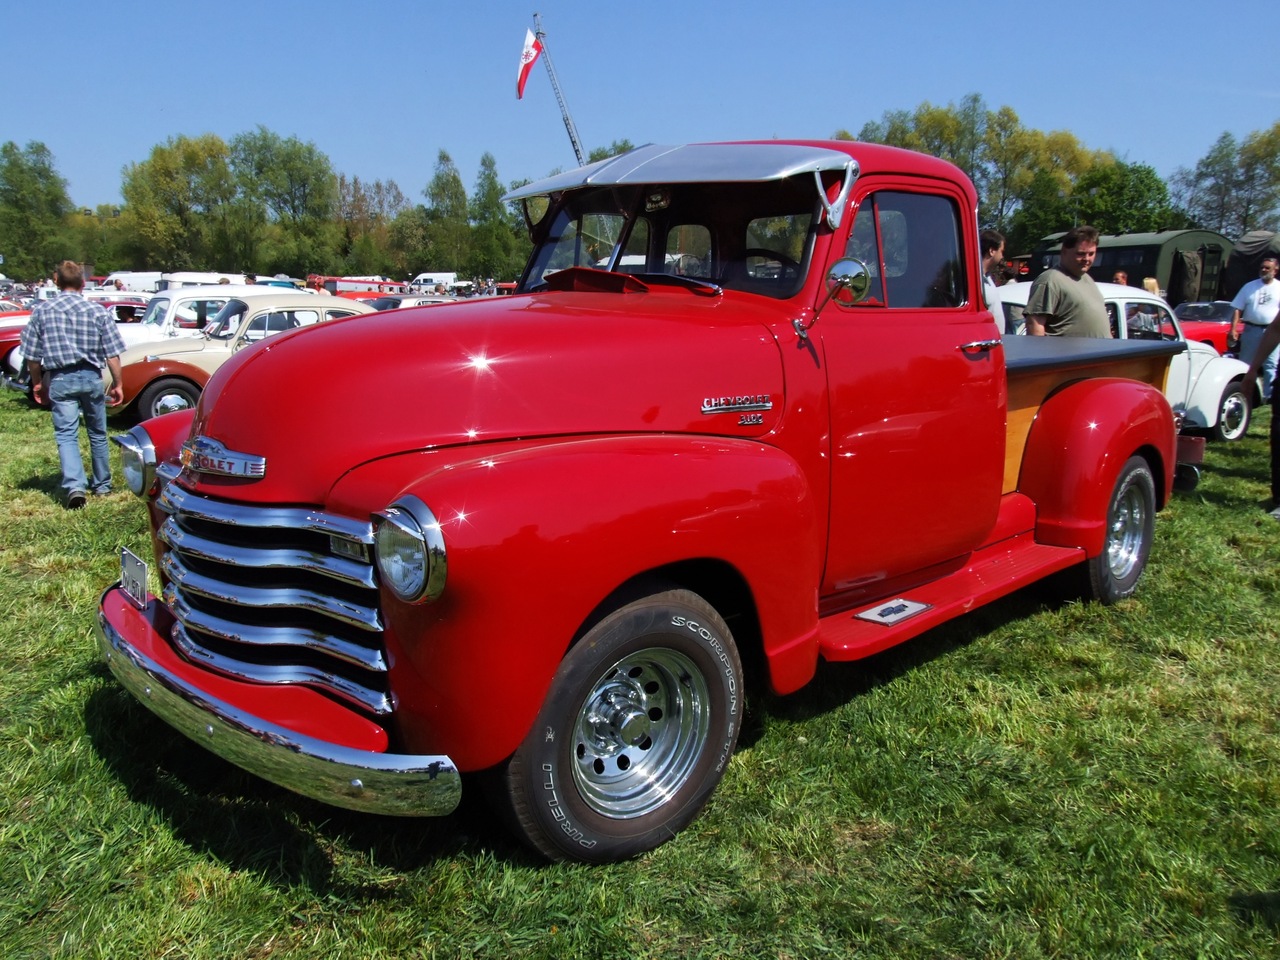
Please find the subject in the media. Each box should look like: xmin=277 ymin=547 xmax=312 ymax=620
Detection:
xmin=183 ymin=288 xmax=790 ymax=503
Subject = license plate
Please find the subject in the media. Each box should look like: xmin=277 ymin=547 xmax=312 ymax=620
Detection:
xmin=120 ymin=547 xmax=148 ymax=610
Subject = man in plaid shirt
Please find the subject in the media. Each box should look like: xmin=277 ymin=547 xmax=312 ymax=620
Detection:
xmin=20 ymin=261 xmax=126 ymax=509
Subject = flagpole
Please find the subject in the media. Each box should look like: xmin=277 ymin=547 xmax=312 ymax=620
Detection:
xmin=533 ymin=12 xmax=586 ymax=168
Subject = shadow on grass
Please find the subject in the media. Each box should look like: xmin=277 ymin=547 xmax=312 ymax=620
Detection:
xmin=83 ymin=682 xmax=537 ymax=896
xmin=1229 ymin=890 xmax=1280 ymax=930
xmin=17 ymin=470 xmax=65 ymax=503
xmin=751 ymin=567 xmax=1080 ymax=727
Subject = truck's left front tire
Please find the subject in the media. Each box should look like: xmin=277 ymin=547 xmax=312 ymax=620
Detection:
xmin=1087 ymin=456 xmax=1155 ymax=604
xmin=490 ymin=588 xmax=743 ymax=863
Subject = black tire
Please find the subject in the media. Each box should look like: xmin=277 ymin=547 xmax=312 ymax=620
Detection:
xmin=137 ymin=378 xmax=200 ymax=419
xmin=492 ymin=588 xmax=743 ymax=863
xmin=1086 ymin=456 xmax=1156 ymax=604
xmin=1212 ymin=380 xmax=1251 ymax=442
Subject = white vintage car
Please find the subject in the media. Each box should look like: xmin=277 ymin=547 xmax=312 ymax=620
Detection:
xmin=1001 ymin=281 xmax=1255 ymax=441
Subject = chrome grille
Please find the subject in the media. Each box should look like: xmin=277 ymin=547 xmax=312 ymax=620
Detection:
xmin=155 ymin=474 xmax=391 ymax=716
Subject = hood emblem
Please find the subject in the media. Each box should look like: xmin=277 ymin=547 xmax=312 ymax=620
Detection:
xmin=180 ymin=436 xmax=267 ymax=480
xmin=701 ymin=393 xmax=773 ymax=415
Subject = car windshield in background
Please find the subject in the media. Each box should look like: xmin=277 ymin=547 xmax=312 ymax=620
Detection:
xmin=1173 ymin=301 xmax=1233 ymax=322
xmin=205 ymin=300 xmax=249 ymax=339
xmin=519 ymin=177 xmax=822 ymax=299
xmin=139 ymin=297 xmax=170 ymax=328
xmin=369 ymin=297 xmax=403 ymax=311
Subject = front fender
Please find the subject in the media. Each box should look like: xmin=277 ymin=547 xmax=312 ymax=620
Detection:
xmin=327 ymin=434 xmax=823 ymax=770
xmin=1018 ymin=378 xmax=1175 ymax=556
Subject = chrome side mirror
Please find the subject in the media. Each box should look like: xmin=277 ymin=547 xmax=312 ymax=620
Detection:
xmin=795 ymin=258 xmax=872 ymax=339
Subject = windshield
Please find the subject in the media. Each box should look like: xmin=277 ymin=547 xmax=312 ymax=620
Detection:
xmin=518 ymin=176 xmax=822 ymax=299
xmin=139 ymin=297 xmax=170 ymax=328
xmin=1174 ymin=301 xmax=1233 ymax=322
xmin=205 ymin=299 xmax=250 ymax=339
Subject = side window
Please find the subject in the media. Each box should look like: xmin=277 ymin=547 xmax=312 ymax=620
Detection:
xmin=843 ymin=191 xmax=966 ymax=308
xmin=1107 ymin=302 xmax=1122 ymax=338
xmin=1125 ymin=302 xmax=1166 ymax=341
xmin=325 ymin=310 xmax=358 ymax=321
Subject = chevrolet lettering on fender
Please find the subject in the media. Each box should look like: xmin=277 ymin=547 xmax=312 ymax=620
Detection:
xmin=95 ymin=140 xmax=1181 ymax=865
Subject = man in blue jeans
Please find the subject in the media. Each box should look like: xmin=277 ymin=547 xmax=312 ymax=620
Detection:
xmin=20 ymin=261 xmax=125 ymax=509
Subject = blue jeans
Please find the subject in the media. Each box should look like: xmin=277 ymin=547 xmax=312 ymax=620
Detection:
xmin=48 ymin=368 xmax=111 ymax=497
xmin=1240 ymin=324 xmax=1279 ymax=401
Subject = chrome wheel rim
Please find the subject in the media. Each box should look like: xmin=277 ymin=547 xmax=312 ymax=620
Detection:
xmin=1220 ymin=393 xmax=1248 ymax=440
xmin=154 ymin=392 xmax=193 ymax=415
xmin=571 ymin=647 xmax=710 ymax=819
xmin=1106 ymin=480 xmax=1147 ymax=581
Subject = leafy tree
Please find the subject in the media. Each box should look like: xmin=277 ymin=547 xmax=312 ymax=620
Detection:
xmin=587 ymin=139 xmax=636 ymax=163
xmin=465 ymin=153 xmax=528 ymax=280
xmin=119 ymin=134 xmax=236 ymax=269
xmin=0 ymin=141 xmax=73 ymax=278
xmin=422 ymin=151 xmax=470 ymax=272
xmin=1172 ymin=126 xmax=1280 ymax=236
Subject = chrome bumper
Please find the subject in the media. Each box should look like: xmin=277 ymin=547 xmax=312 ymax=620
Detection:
xmin=96 ymin=584 xmax=461 ymax=817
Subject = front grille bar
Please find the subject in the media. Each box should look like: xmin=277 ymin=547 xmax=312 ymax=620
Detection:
xmin=159 ymin=518 xmax=377 ymax=590
xmin=172 ymin=622 xmax=394 ymax=716
xmin=162 ymin=552 xmax=383 ymax=633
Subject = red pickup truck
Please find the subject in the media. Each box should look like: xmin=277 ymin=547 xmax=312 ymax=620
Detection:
xmin=97 ymin=141 xmax=1180 ymax=863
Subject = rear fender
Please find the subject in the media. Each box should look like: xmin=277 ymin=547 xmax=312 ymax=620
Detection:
xmin=1018 ymin=378 xmax=1175 ymax=556
xmin=328 ymin=434 xmax=823 ymax=770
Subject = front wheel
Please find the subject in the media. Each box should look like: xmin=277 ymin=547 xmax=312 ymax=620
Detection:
xmin=137 ymin=377 xmax=200 ymax=419
xmin=1087 ymin=456 xmax=1156 ymax=604
xmin=491 ymin=588 xmax=743 ymax=863
xmin=1213 ymin=380 xmax=1251 ymax=441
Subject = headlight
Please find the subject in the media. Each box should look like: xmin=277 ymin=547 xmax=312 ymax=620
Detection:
xmin=374 ymin=496 xmax=446 ymax=603
xmin=113 ymin=426 xmax=157 ymax=497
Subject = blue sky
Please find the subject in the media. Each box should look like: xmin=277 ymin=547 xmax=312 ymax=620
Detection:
xmin=7 ymin=0 xmax=1277 ymax=211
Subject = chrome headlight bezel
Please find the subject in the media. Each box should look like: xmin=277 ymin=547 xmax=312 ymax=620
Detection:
xmin=113 ymin=425 xmax=158 ymax=497
xmin=373 ymin=495 xmax=447 ymax=604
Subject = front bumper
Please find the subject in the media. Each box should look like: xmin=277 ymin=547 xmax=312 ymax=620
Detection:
xmin=96 ymin=584 xmax=461 ymax=817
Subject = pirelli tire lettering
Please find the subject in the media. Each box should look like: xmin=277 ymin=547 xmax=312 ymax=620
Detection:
xmin=492 ymin=588 xmax=744 ymax=863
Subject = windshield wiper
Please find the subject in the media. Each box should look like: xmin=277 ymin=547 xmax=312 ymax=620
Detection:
xmin=631 ymin=273 xmax=723 ymax=297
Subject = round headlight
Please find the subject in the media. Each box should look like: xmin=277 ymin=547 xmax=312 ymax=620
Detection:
xmin=374 ymin=496 xmax=446 ymax=603
xmin=114 ymin=426 xmax=157 ymax=497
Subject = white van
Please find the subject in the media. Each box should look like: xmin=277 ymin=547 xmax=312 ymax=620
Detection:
xmin=123 ymin=284 xmax=284 ymax=348
xmin=105 ymin=271 xmax=164 ymax=292
xmin=159 ymin=271 xmax=258 ymax=289
xmin=409 ymin=271 xmax=458 ymax=291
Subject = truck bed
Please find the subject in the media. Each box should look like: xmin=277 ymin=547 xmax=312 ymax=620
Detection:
xmin=1002 ymin=336 xmax=1183 ymax=493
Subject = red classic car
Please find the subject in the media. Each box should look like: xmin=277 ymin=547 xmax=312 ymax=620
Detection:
xmin=1173 ymin=301 xmax=1236 ymax=356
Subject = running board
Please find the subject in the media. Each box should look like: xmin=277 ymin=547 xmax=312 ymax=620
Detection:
xmin=818 ymin=536 xmax=1084 ymax=662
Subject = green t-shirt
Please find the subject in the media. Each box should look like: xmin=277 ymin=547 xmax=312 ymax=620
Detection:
xmin=1025 ymin=268 xmax=1111 ymax=338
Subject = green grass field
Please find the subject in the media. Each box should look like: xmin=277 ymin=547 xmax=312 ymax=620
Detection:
xmin=2 ymin=391 xmax=1279 ymax=959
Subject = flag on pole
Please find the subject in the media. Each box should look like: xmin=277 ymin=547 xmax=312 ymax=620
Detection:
xmin=517 ymin=28 xmax=543 ymax=99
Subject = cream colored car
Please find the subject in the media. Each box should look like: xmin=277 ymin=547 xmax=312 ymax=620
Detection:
xmin=114 ymin=292 xmax=373 ymax=419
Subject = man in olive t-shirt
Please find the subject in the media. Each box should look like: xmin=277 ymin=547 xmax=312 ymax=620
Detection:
xmin=1025 ymin=225 xmax=1111 ymax=338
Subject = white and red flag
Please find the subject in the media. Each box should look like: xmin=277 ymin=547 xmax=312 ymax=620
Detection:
xmin=517 ymin=28 xmax=543 ymax=99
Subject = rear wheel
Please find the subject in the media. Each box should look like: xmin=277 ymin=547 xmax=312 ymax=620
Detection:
xmin=491 ymin=588 xmax=743 ymax=863
xmin=137 ymin=378 xmax=200 ymax=419
xmin=1087 ymin=456 xmax=1155 ymax=604
xmin=1213 ymin=380 xmax=1251 ymax=441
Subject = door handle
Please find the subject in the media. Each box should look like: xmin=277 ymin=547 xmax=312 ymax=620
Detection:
xmin=959 ymin=339 xmax=1003 ymax=352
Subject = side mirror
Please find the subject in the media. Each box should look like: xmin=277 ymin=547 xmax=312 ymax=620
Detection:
xmin=796 ymin=258 xmax=872 ymax=339
xmin=826 ymin=258 xmax=871 ymax=306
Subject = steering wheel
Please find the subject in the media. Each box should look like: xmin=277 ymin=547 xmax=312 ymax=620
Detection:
xmin=743 ymin=248 xmax=800 ymax=281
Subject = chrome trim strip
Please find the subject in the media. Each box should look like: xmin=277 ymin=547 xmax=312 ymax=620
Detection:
xmin=171 ymin=621 xmax=393 ymax=716
xmin=165 ymin=586 xmax=387 ymax=675
xmin=159 ymin=518 xmax=378 ymax=590
xmin=158 ymin=483 xmax=375 ymax=545
xmin=162 ymin=553 xmax=383 ymax=633
xmin=97 ymin=592 xmax=459 ymax=817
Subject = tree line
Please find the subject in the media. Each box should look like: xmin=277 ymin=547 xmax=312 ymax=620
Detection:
xmin=2 ymin=97 xmax=1278 ymax=282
